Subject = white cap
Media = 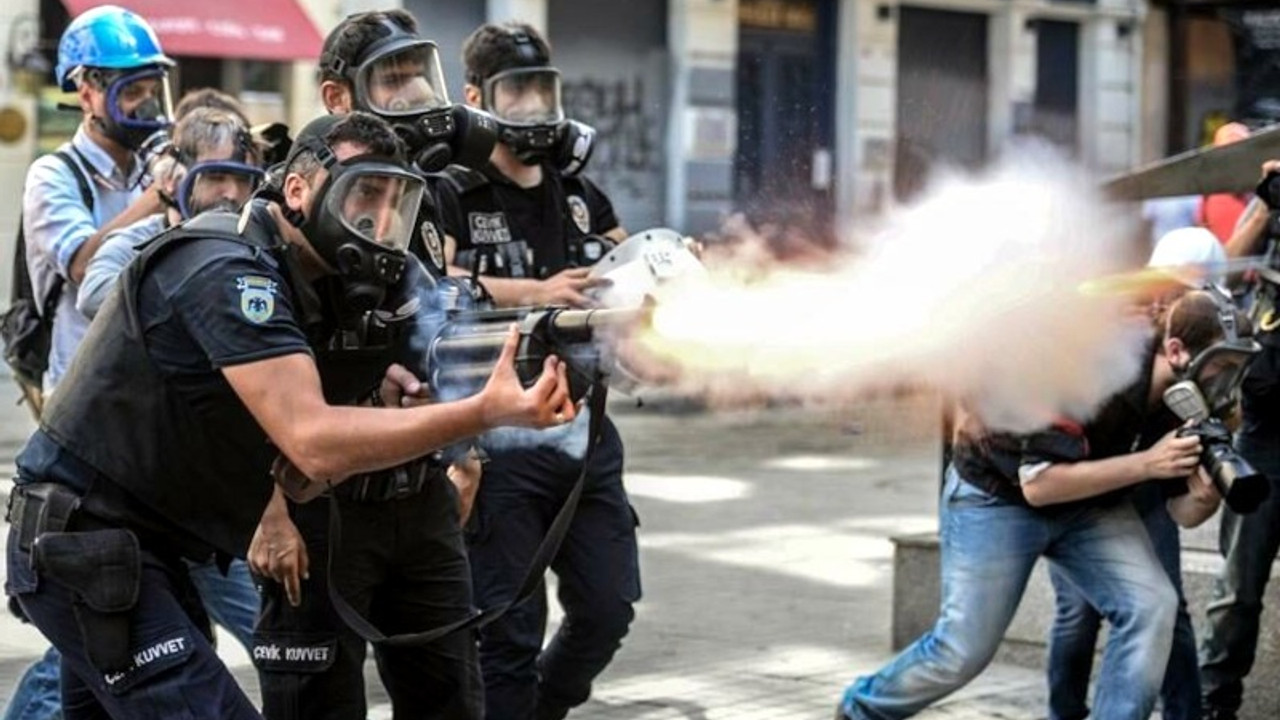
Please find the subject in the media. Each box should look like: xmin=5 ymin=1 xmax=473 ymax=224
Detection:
xmin=1147 ymin=226 xmax=1227 ymax=288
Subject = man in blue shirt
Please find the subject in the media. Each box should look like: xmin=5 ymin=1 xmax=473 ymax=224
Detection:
xmin=21 ymin=4 xmax=175 ymax=393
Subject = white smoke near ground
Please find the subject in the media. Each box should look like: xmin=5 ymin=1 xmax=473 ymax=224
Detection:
xmin=636 ymin=144 xmax=1152 ymax=432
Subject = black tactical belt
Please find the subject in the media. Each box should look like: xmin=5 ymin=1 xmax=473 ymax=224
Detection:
xmin=333 ymin=463 xmax=432 ymax=503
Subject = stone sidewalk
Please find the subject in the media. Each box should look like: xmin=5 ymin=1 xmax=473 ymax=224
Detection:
xmin=0 ymin=389 xmax=1059 ymax=719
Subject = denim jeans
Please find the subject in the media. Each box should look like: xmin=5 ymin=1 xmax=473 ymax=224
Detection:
xmin=1199 ymin=432 xmax=1280 ymax=713
xmin=1046 ymin=482 xmax=1200 ymax=720
xmin=1 ymin=647 xmax=62 ymax=720
xmin=838 ymin=466 xmax=1177 ymax=720
xmin=186 ymin=558 xmax=258 ymax=653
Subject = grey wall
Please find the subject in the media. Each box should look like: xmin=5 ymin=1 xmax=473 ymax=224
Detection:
xmin=548 ymin=0 xmax=669 ymax=231
xmin=403 ymin=0 xmax=487 ymax=97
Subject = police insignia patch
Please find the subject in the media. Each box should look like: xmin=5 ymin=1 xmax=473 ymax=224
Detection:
xmin=568 ymin=195 xmax=591 ymax=234
xmin=236 ymin=275 xmax=278 ymax=324
xmin=421 ymin=220 xmax=445 ymax=271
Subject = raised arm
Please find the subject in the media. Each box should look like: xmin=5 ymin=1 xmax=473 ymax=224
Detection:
xmin=223 ymin=326 xmax=573 ymax=484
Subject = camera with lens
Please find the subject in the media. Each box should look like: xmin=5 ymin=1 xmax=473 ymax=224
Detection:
xmin=1165 ymin=379 xmax=1269 ymax=513
xmin=1174 ymin=417 xmax=1268 ymax=513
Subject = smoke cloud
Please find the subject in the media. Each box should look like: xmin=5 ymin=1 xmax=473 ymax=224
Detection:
xmin=636 ymin=144 xmax=1152 ymax=432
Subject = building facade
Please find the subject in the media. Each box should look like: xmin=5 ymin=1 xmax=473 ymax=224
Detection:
xmin=5 ymin=0 xmax=1275 ymax=282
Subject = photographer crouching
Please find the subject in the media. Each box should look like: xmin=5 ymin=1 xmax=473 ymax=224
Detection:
xmin=837 ymin=290 xmax=1257 ymax=720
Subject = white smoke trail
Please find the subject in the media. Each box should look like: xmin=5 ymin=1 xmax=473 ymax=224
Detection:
xmin=639 ymin=144 xmax=1152 ymax=432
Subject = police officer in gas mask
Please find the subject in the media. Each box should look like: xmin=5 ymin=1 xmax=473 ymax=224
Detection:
xmin=243 ymin=12 xmax=496 ymax=720
xmin=435 ymin=23 xmax=638 ymax=720
xmin=3 ymin=111 xmax=576 ymax=720
xmin=316 ymin=9 xmax=497 ymax=276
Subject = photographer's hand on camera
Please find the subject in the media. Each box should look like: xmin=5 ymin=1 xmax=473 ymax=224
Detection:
xmin=1187 ymin=466 xmax=1222 ymax=505
xmin=1142 ymin=427 xmax=1203 ymax=479
xmin=1167 ymin=466 xmax=1223 ymax=528
xmin=478 ymin=325 xmax=576 ymax=428
xmin=249 ymin=486 xmax=310 ymax=607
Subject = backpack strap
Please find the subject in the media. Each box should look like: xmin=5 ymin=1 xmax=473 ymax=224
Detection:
xmin=54 ymin=149 xmax=96 ymax=215
xmin=11 ymin=150 xmax=95 ymax=313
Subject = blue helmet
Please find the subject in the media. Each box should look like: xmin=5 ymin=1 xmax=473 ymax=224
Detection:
xmin=56 ymin=5 xmax=173 ymax=91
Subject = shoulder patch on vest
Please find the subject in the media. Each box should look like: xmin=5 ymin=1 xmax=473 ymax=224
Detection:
xmin=568 ymin=194 xmax=591 ymax=234
xmin=420 ymin=220 xmax=445 ymax=270
xmin=236 ymin=275 xmax=278 ymax=324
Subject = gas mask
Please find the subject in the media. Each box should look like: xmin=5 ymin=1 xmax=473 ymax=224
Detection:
xmin=331 ymin=23 xmax=497 ymax=172
xmin=176 ymin=161 xmax=265 ymax=219
xmin=482 ymin=67 xmax=595 ymax=175
xmin=85 ymin=66 xmax=174 ymax=152
xmin=1161 ymin=287 xmax=1268 ymax=512
xmin=1168 ymin=287 xmax=1262 ymax=418
xmin=296 ymin=142 xmax=426 ymax=314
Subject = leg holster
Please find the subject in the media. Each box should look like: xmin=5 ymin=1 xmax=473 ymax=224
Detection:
xmin=36 ymin=529 xmax=141 ymax=673
xmin=9 ymin=483 xmax=142 ymax=673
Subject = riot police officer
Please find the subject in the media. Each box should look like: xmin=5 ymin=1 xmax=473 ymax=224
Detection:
xmin=244 ymin=13 xmax=495 ymax=720
xmin=317 ymin=9 xmax=496 ymax=277
xmin=436 ymin=23 xmax=638 ymax=720
xmin=3 ymin=111 xmax=576 ymax=720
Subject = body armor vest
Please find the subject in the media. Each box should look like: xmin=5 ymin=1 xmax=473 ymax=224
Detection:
xmin=441 ymin=165 xmax=594 ymax=279
xmin=41 ymin=211 xmax=288 ymax=557
xmin=42 ymin=209 xmax=441 ymax=558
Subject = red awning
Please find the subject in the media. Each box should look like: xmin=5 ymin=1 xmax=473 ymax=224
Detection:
xmin=62 ymin=0 xmax=324 ymax=62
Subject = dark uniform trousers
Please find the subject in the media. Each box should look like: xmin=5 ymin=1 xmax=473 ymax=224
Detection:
xmin=5 ymin=484 xmax=260 ymax=720
xmin=467 ymin=417 xmax=640 ymax=719
xmin=255 ymin=468 xmax=483 ymax=720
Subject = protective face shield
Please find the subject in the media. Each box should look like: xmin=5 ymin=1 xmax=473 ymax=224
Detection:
xmin=482 ymin=67 xmax=595 ymax=174
xmin=298 ymin=145 xmax=426 ymax=313
xmin=176 ymin=161 xmax=265 ymax=219
xmin=332 ymin=22 xmax=496 ymax=173
xmin=485 ymin=67 xmax=563 ymax=126
xmin=86 ymin=66 xmax=174 ymax=151
xmin=354 ymin=40 xmax=449 ymax=117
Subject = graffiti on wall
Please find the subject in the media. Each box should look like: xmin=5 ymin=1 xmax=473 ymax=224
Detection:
xmin=562 ymin=75 xmax=662 ymax=203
